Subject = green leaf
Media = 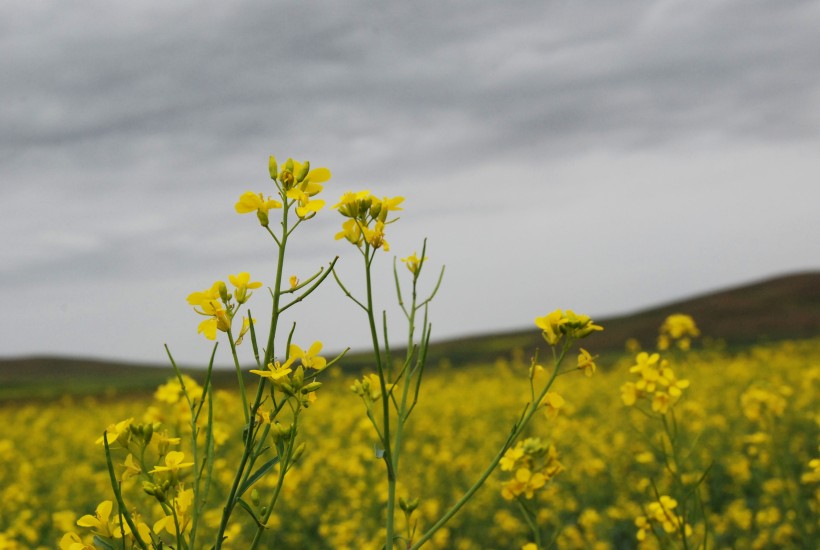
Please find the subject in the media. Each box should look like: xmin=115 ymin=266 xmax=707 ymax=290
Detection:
xmin=237 ymin=456 xmax=281 ymax=498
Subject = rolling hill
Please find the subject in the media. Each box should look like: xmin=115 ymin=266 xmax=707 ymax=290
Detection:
xmin=1 ymin=271 xmax=818 ymax=399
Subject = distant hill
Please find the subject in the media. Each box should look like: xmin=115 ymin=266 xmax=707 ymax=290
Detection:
xmin=410 ymin=271 xmax=820 ymax=368
xmin=2 ymin=272 xmax=818 ymax=399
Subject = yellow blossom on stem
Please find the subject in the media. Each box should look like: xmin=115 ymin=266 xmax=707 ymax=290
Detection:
xmin=335 ymin=218 xmax=363 ymax=246
xmin=59 ymin=532 xmax=94 ymax=550
xmin=96 ymin=418 xmax=134 ymax=446
xmin=500 ymin=446 xmax=524 ymax=471
xmin=235 ymin=191 xmax=282 ymax=226
xmin=154 ymin=489 xmax=194 ymax=536
xmin=287 ymin=188 xmax=326 ymax=219
xmin=577 ymin=348 xmax=597 ymax=377
xmin=621 ymin=382 xmax=640 ymax=406
xmin=401 ymin=252 xmax=427 ymax=276
xmin=290 ymin=341 xmax=327 ymax=371
xmin=540 ymin=391 xmax=565 ymax=419
xmin=150 ymin=451 xmax=194 ymax=474
xmin=535 ymin=310 xmax=566 ymax=346
xmin=363 ymin=220 xmax=389 ymax=250
xmin=228 ymin=272 xmax=262 ymax=304
xmin=76 ymin=501 xmax=117 ymax=539
xmin=250 ymin=358 xmax=295 ymax=382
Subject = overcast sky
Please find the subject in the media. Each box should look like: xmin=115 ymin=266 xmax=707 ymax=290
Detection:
xmin=2 ymin=0 xmax=819 ymax=366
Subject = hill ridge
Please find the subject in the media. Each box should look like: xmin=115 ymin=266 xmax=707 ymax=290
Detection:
xmin=2 ymin=271 xmax=818 ymax=398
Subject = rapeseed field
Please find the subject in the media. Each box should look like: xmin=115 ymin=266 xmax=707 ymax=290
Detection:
xmin=0 ymin=338 xmax=818 ymax=548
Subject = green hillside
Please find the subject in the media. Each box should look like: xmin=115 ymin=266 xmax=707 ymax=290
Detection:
xmin=2 ymin=271 xmax=818 ymax=400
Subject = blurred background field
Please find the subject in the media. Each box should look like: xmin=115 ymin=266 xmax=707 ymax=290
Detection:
xmin=0 ymin=273 xmax=818 ymax=548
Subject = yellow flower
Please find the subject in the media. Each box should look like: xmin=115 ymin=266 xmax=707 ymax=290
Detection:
xmin=576 ymin=348 xmax=597 ymax=377
xmin=290 ymin=341 xmax=327 ymax=371
xmin=501 ymin=468 xmax=546 ymax=500
xmin=363 ymin=220 xmax=389 ymax=250
xmin=250 ymin=358 xmax=295 ymax=382
xmin=187 ymin=281 xmax=232 ymax=339
xmin=121 ymin=454 xmax=141 ymax=482
xmin=235 ymin=191 xmax=282 ymax=226
xmin=540 ymin=391 xmax=565 ymax=419
xmin=234 ymin=315 xmax=254 ymax=346
xmin=228 ymin=272 xmax=262 ymax=304
xmin=620 ymin=382 xmax=639 ymax=406
xmin=370 ymin=195 xmax=404 ymax=222
xmin=563 ymin=310 xmax=604 ymax=338
xmin=335 ymin=218 xmax=363 ymax=246
xmin=334 ymin=190 xmax=372 ymax=218
xmin=401 ymin=252 xmax=427 ymax=276
xmin=76 ymin=500 xmax=117 ymax=538
xmin=652 ymin=391 xmax=672 ymax=414
xmin=59 ymin=532 xmax=94 ymax=550
xmin=154 ymin=489 xmax=194 ymax=536
xmin=96 ymin=418 xmax=133 ymax=446
xmin=535 ymin=310 xmax=566 ymax=346
xmin=287 ymin=187 xmax=326 ymax=219
xmin=500 ymin=446 xmax=524 ymax=471
xmin=150 ymin=451 xmax=194 ymax=474
xmin=186 ymin=280 xmax=222 ymax=308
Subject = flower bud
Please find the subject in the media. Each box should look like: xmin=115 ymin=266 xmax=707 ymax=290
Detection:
xmin=301 ymin=381 xmax=322 ymax=394
xmin=268 ymin=155 xmax=278 ymax=180
xmin=273 ymin=422 xmax=292 ymax=441
xmin=292 ymin=365 xmax=304 ymax=388
xmin=295 ymin=160 xmax=310 ymax=182
xmin=143 ymin=423 xmax=154 ymax=446
xmin=291 ymin=442 xmax=306 ymax=463
xmin=369 ymin=200 xmax=382 ymax=219
xmin=399 ymin=497 xmax=419 ymax=513
xmin=257 ymin=209 xmax=270 ymax=227
xmin=218 ymin=282 xmax=230 ymax=302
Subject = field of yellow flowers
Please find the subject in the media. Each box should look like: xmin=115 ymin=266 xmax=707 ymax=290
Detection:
xmin=1 ymin=336 xmax=818 ymax=549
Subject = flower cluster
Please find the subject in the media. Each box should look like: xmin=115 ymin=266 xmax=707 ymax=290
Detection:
xmin=740 ymin=386 xmax=787 ymax=422
xmin=250 ymin=342 xmax=327 ymax=407
xmin=186 ymin=273 xmax=259 ymax=340
xmin=499 ymin=438 xmax=564 ymax=500
xmin=621 ymin=351 xmax=690 ymax=414
xmin=635 ymin=495 xmax=693 ymax=542
xmin=658 ymin=313 xmax=700 ymax=351
xmin=333 ymin=191 xmax=404 ymax=251
xmin=534 ymin=309 xmax=602 ymax=347
xmin=236 ymin=156 xmax=331 ymax=226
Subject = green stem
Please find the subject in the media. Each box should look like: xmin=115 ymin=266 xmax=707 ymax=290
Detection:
xmin=228 ymin=331 xmax=250 ymax=428
xmin=362 ymin=246 xmax=397 ymax=548
xmin=250 ymin=409 xmax=301 ymax=548
xmin=214 ymin=200 xmax=291 ymax=550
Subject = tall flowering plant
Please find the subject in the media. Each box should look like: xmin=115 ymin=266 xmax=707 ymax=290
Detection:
xmin=68 ymin=156 xmax=345 ymax=549
xmin=68 ymin=154 xmax=604 ymax=549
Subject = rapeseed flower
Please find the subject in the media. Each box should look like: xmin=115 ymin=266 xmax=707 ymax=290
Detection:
xmin=235 ymin=191 xmax=282 ymax=226
xmin=59 ymin=532 xmax=94 ymax=550
xmin=150 ymin=451 xmax=194 ymax=474
xmin=535 ymin=309 xmax=602 ymax=346
xmin=577 ymin=348 xmax=597 ymax=377
xmin=401 ymin=252 xmax=426 ymax=276
xmin=658 ymin=313 xmax=700 ymax=350
xmin=540 ymin=391 xmax=565 ymax=419
xmin=228 ymin=272 xmax=262 ymax=304
xmin=76 ymin=501 xmax=117 ymax=539
xmin=290 ymin=341 xmax=327 ymax=371
xmin=250 ymin=358 xmax=295 ymax=383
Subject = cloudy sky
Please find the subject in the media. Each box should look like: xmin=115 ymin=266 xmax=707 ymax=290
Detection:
xmin=2 ymin=0 xmax=819 ymax=366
